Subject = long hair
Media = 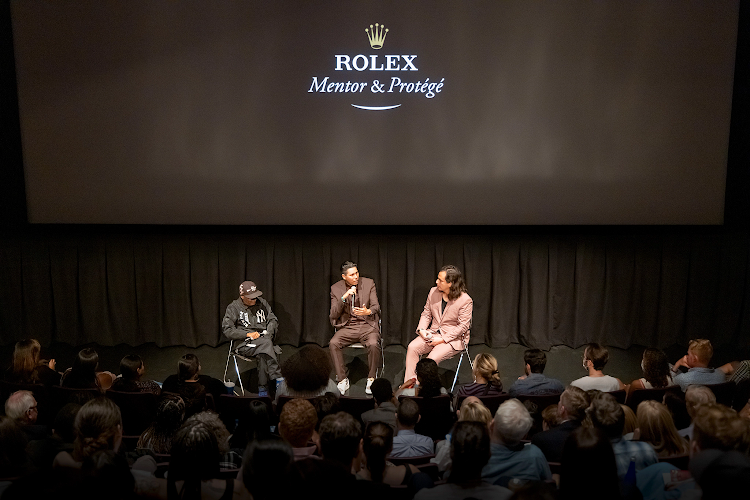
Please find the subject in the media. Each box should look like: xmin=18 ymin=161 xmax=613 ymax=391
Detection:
xmin=559 ymin=427 xmax=620 ymax=500
xmin=362 ymin=422 xmax=393 ymax=483
xmin=281 ymin=344 xmax=332 ymax=393
xmin=73 ymin=397 xmax=123 ymax=462
xmin=11 ymin=339 xmax=41 ymax=382
xmin=168 ymin=421 xmax=220 ymax=500
xmin=137 ymin=394 xmax=185 ymax=454
xmin=449 ymin=421 xmax=491 ymax=484
xmin=642 ymin=348 xmax=671 ymax=388
xmin=177 ymin=354 xmax=200 ymax=383
xmin=416 ymin=358 xmax=443 ymax=398
xmin=231 ymin=399 xmax=273 ymax=449
xmin=637 ymin=400 xmax=688 ymax=456
xmin=472 ymin=353 xmax=502 ymax=388
xmin=441 ymin=265 xmax=467 ymax=301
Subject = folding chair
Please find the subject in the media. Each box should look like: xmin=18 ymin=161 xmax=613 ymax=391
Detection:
xmin=341 ymin=318 xmax=385 ymax=379
xmin=450 ymin=332 xmax=473 ymax=393
xmin=223 ymin=339 xmax=256 ymax=396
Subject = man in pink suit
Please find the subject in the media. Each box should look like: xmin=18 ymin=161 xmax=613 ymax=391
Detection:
xmin=404 ymin=265 xmax=473 ymax=383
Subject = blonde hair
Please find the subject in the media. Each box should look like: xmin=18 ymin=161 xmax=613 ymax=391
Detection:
xmin=473 ymin=353 xmax=501 ymax=387
xmin=621 ymin=404 xmax=637 ymax=436
xmin=458 ymin=400 xmax=492 ymax=426
xmin=688 ymin=339 xmax=713 ymax=364
xmin=636 ymin=401 xmax=688 ymax=457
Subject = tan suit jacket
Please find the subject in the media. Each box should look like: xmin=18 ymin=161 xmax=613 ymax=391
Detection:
xmin=329 ymin=277 xmax=380 ymax=330
xmin=416 ymin=287 xmax=472 ymax=351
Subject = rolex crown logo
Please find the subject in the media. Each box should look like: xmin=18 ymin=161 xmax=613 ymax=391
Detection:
xmin=365 ymin=23 xmax=389 ymax=49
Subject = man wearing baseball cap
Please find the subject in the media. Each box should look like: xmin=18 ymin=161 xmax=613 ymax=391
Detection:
xmin=222 ymin=280 xmax=282 ymax=397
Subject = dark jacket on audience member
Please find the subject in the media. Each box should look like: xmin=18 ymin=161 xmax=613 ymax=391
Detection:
xmin=530 ymin=419 xmax=582 ymax=463
xmin=361 ymin=401 xmax=398 ymax=432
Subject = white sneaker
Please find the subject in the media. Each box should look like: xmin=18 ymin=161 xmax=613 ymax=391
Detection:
xmin=337 ymin=377 xmax=350 ymax=395
xmin=365 ymin=378 xmax=375 ymax=395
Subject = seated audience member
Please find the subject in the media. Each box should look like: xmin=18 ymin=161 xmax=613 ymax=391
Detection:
xmin=5 ymin=339 xmax=60 ymax=386
xmin=627 ymin=348 xmax=674 ymax=397
xmin=4 ymin=390 xmax=46 ymax=440
xmin=0 ymin=416 xmax=32 ymax=481
xmin=312 ymin=392 xmax=342 ymax=431
xmin=689 ymin=449 xmax=750 ymax=500
xmin=541 ymin=404 xmax=560 ymax=431
xmin=416 ymin=421 xmax=512 ymax=500
xmin=230 ymin=399 xmax=273 ymax=450
xmin=570 ymin=343 xmax=625 ymax=392
xmin=26 ymin=402 xmax=81 ymax=470
xmin=621 ymin=404 xmax=637 ymax=437
xmin=391 ymin=398 xmax=434 ymax=458
xmin=670 ymin=339 xmax=726 ymax=391
xmin=242 ymin=439 xmax=297 ymax=500
xmin=635 ymin=400 xmax=688 ymax=457
xmin=361 ymin=378 xmax=398 ymax=432
xmin=318 ymin=411 xmax=363 ymax=472
xmin=54 ymin=397 xmax=123 ymax=469
xmin=162 ymin=354 xmax=224 ymax=417
xmin=110 ymin=355 xmax=160 ymax=395
xmin=587 ymin=392 xmax=657 ymax=478
xmin=718 ymin=357 xmax=750 ymax=383
xmin=61 ymin=348 xmax=115 ymax=391
xmin=523 ymin=400 xmax=544 ymax=439
xmin=137 ymin=394 xmax=185 ymax=454
xmin=357 ymin=422 xmax=423 ymax=487
xmin=690 ymin=403 xmax=750 ymax=455
xmin=679 ymin=384 xmax=716 ymax=441
xmin=275 ymin=344 xmax=339 ymax=404
xmin=457 ymin=353 xmax=504 ymax=397
xmin=433 ymin=396 xmax=493 ymax=472
xmin=663 ymin=390 xmax=691 ymax=431
xmin=508 ymin=349 xmax=564 ymax=397
xmin=278 ymin=398 xmax=319 ymax=460
xmin=531 ymin=385 xmax=589 ymax=463
xmin=80 ymin=450 xmax=136 ymax=500
xmin=397 ymin=358 xmax=447 ymax=397
xmin=481 ymin=399 xmax=551 ymax=486
xmin=186 ymin=411 xmax=241 ymax=471
xmin=559 ymin=427 xmax=622 ymax=500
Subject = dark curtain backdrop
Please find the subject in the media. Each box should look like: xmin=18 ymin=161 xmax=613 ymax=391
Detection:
xmin=1 ymin=227 xmax=748 ymax=352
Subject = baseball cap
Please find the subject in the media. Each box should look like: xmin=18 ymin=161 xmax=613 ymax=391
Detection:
xmin=239 ymin=281 xmax=262 ymax=299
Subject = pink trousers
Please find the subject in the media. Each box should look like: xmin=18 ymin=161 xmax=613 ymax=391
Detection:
xmin=404 ymin=336 xmax=463 ymax=382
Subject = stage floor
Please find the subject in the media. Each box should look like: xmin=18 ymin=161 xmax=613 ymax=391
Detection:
xmin=1 ymin=341 xmax=701 ymax=398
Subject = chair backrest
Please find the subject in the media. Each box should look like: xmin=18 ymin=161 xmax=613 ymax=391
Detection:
xmin=0 ymin=381 xmax=53 ymax=425
xmin=217 ymin=394 xmax=274 ymax=432
xmin=658 ymin=454 xmax=690 ymax=470
xmin=387 ymin=453 xmax=435 ymax=466
xmin=50 ymin=385 xmax=102 ymax=417
xmin=415 ymin=462 xmax=440 ymax=482
xmin=703 ymin=381 xmax=736 ymax=407
xmin=607 ymin=389 xmax=627 ymax=404
xmin=105 ymin=389 xmax=158 ymax=436
xmin=514 ymin=393 xmax=562 ymax=412
xmin=626 ymin=385 xmax=682 ymax=410
xmin=455 ymin=393 xmax=512 ymax=416
xmin=338 ymin=396 xmax=375 ymax=423
xmin=399 ymin=395 xmax=455 ymax=440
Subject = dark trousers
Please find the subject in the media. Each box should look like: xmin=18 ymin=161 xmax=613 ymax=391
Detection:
xmin=236 ymin=335 xmax=282 ymax=388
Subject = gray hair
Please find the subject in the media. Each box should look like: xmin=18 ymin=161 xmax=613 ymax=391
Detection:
xmin=685 ymin=385 xmax=717 ymax=418
xmin=5 ymin=390 xmax=35 ymax=420
xmin=492 ymin=398 xmax=533 ymax=446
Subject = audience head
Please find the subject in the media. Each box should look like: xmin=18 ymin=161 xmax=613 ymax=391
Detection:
xmin=637 ymin=400 xmax=688 ymax=456
xmin=560 ymin=427 xmax=620 ymax=500
xmin=663 ymin=391 xmax=691 ymax=430
xmin=279 ymin=398 xmax=318 ymax=448
xmin=558 ymin=385 xmax=589 ymax=422
xmin=641 ymin=348 xmax=671 ymax=388
xmin=689 ymin=449 xmax=750 ymax=500
xmin=312 ymin=393 xmax=341 ymax=431
xmin=73 ymin=397 xmax=123 ymax=462
xmin=11 ymin=339 xmax=42 ymax=380
xmin=185 ymin=411 xmax=231 ymax=454
xmin=472 ymin=352 xmax=502 ymax=387
xmin=54 ymin=403 xmax=82 ymax=444
xmin=396 ymin=397 xmax=421 ymax=428
xmin=177 ymin=354 xmax=200 ymax=382
xmin=415 ymin=358 xmax=443 ymax=398
xmin=362 ymin=422 xmax=393 ymax=483
xmin=691 ymin=403 xmax=750 ymax=455
xmin=541 ymin=404 xmax=560 ymax=431
xmin=231 ymin=399 xmax=273 ymax=449
xmin=449 ymin=421 xmax=491 ymax=484
xmin=318 ymin=411 xmax=362 ymax=468
xmin=687 ymin=339 xmax=713 ymax=367
xmin=458 ymin=397 xmax=492 ymax=426
xmin=118 ymin=355 xmax=144 ymax=382
xmin=439 ymin=264 xmax=467 ymax=300
xmin=281 ymin=344 xmax=332 ymax=393
xmin=621 ymin=404 xmax=637 ymax=436
xmin=586 ymin=392 xmax=624 ymax=439
xmin=4 ymin=390 xmax=38 ymax=424
xmin=70 ymin=348 xmax=99 ymax=382
xmin=524 ymin=348 xmax=547 ymax=375
xmin=583 ymin=343 xmax=608 ymax=371
xmin=370 ymin=378 xmax=393 ymax=406
xmin=491 ymin=399 xmax=533 ymax=447
xmin=169 ymin=420 xmax=220 ymax=485
xmin=242 ymin=439 xmax=295 ymax=500
xmin=686 ymin=385 xmax=717 ymax=418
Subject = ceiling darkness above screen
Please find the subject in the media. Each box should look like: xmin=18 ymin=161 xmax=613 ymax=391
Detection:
xmin=12 ymin=0 xmax=738 ymax=225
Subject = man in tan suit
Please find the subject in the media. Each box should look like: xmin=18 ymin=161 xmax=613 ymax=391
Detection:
xmin=330 ymin=261 xmax=381 ymax=395
xmin=404 ymin=265 xmax=472 ymax=383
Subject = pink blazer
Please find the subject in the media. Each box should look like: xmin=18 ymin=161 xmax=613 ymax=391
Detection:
xmin=416 ymin=287 xmax=472 ymax=351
